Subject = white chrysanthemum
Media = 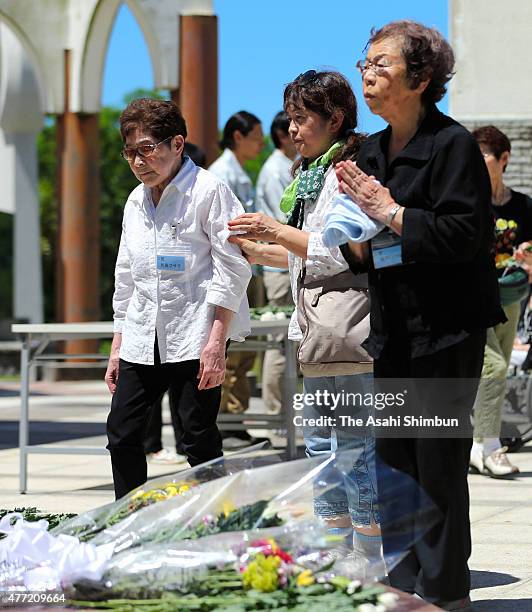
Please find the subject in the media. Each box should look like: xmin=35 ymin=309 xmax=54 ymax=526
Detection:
xmin=378 ymin=592 xmax=399 ymax=609
xmin=347 ymin=579 xmax=362 ymax=594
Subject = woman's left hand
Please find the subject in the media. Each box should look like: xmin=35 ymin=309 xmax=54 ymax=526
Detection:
xmin=198 ymin=341 xmax=226 ymax=390
xmin=335 ymin=160 xmax=396 ymax=224
xmin=228 ymin=213 xmax=283 ymax=242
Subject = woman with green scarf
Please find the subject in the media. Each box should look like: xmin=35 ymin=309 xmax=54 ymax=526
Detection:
xmin=228 ymin=71 xmax=382 ymax=576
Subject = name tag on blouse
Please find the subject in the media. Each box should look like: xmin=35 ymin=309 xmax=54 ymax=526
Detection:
xmin=157 ymin=254 xmax=185 ymax=272
xmin=157 ymin=245 xmax=190 ymax=273
xmin=371 ymin=231 xmax=405 ymax=269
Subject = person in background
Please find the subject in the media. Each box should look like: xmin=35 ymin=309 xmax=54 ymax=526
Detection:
xmin=336 ymin=21 xmax=505 ymax=609
xmin=209 ymin=111 xmax=263 ymax=212
xmin=105 ymin=99 xmax=251 ymax=498
xmin=143 ymin=142 xmax=208 ymax=465
xmin=255 ymin=111 xmax=297 ymax=415
xmin=209 ymin=112 xmax=265 ymax=448
xmin=469 ymin=126 xmax=532 ymax=478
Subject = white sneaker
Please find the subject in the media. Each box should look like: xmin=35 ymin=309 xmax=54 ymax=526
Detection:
xmin=469 ymin=445 xmax=484 ymax=474
xmin=483 ymin=446 xmax=520 ymax=478
xmin=146 ymin=448 xmax=186 ymax=465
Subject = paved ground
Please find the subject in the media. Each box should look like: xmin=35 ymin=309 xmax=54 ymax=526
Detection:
xmin=1 ymin=380 xmax=531 ymax=610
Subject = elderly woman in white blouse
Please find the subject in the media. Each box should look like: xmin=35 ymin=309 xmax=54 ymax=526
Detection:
xmin=104 ymin=98 xmax=251 ymax=499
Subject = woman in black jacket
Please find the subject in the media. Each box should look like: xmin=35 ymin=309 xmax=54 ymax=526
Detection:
xmin=336 ymin=20 xmax=505 ymax=610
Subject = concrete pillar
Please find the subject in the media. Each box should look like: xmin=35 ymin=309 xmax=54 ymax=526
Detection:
xmin=13 ymin=133 xmax=43 ymax=324
xmin=178 ymin=15 xmax=218 ymax=165
xmin=0 ymin=22 xmax=44 ymax=324
xmin=0 ymin=130 xmax=43 ymax=324
xmin=57 ymin=109 xmax=100 ymax=354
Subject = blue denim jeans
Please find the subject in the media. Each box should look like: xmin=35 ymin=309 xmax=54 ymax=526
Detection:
xmin=302 ymin=373 xmax=379 ymax=527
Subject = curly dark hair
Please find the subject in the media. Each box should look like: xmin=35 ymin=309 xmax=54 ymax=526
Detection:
xmin=368 ymin=20 xmax=455 ymax=105
xmin=283 ymin=70 xmax=364 ymax=173
xmin=119 ymin=98 xmax=187 ymax=142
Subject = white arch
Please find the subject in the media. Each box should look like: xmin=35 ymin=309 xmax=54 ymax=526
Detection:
xmin=124 ymin=0 xmax=164 ymax=87
xmin=0 ymin=11 xmax=47 ymax=118
xmin=80 ymin=0 xmax=122 ymax=112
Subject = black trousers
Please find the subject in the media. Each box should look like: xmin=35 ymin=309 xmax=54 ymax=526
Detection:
xmin=375 ymin=329 xmax=486 ymax=603
xmin=107 ymin=351 xmax=223 ymax=499
xmin=143 ymin=389 xmax=184 ymax=455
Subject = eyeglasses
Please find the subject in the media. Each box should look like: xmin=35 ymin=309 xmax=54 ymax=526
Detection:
xmin=355 ymin=58 xmax=400 ymax=76
xmin=121 ymin=135 xmax=174 ymax=161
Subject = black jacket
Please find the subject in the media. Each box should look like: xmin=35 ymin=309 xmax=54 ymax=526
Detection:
xmin=357 ymin=106 xmax=505 ymax=360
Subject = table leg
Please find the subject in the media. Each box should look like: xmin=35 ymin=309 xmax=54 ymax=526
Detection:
xmin=19 ymin=335 xmax=31 ymax=494
xmin=283 ymin=336 xmax=298 ymax=459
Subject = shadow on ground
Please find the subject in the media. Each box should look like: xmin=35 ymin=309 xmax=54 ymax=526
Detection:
xmin=0 ymin=389 xmax=46 ymax=398
xmin=472 ymin=599 xmax=532 ymax=611
xmin=471 ymin=570 xmax=520 ymax=590
xmin=0 ymin=421 xmax=105 ymax=449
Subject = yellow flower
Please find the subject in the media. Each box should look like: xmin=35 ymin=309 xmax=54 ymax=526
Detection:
xmin=296 ymin=569 xmax=315 ymax=587
xmin=496 ymin=218 xmax=508 ymax=230
xmin=178 ymin=484 xmax=190 ymax=494
xmin=242 ymin=554 xmax=280 ymax=592
xmin=131 ymin=490 xmax=144 ymax=500
xmin=267 ymin=538 xmax=278 ymax=552
xmin=222 ymin=501 xmax=236 ymax=517
xmin=508 ymin=220 xmax=517 ymax=229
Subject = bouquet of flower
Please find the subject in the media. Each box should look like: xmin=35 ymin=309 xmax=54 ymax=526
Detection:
xmin=61 ymin=454 xmax=331 ymax=556
xmin=54 ymin=449 xmax=279 ymax=543
xmin=69 ymin=528 xmax=400 ymax=611
xmin=493 ymin=219 xmax=530 ymax=306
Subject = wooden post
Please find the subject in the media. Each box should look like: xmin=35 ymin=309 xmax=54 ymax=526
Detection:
xmin=178 ymin=15 xmax=219 ymax=165
xmin=57 ymin=49 xmax=100 ymax=356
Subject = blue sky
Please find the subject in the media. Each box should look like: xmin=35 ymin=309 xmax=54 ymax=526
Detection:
xmin=102 ymin=0 xmax=448 ymax=135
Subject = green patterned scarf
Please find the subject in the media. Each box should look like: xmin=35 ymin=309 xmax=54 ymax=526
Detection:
xmin=279 ymin=140 xmax=344 ymax=216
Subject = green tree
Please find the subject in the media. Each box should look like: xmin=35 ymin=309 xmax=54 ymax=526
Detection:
xmin=98 ymin=105 xmax=138 ymax=319
xmin=37 ymin=118 xmax=58 ymax=321
xmin=244 ymin=136 xmax=273 ymax=185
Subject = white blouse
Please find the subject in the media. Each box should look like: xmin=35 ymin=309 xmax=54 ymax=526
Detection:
xmin=113 ymin=157 xmax=252 ymax=365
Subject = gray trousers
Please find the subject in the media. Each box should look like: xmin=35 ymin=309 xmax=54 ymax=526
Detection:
xmin=262 ymin=271 xmax=293 ymax=414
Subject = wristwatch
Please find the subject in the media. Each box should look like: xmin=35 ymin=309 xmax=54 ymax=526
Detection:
xmin=384 ymin=204 xmax=401 ymax=228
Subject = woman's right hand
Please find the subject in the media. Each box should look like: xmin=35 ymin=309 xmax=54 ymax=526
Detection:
xmin=228 ymin=235 xmax=263 ymax=265
xmin=105 ymin=355 xmax=120 ymax=394
xmin=105 ymin=333 xmax=122 ymax=394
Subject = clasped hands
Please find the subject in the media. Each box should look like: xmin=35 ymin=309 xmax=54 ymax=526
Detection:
xmin=335 ymin=160 xmax=397 ymax=224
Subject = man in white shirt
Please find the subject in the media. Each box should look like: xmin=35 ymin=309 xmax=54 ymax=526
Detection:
xmin=255 ymin=112 xmax=296 ymax=414
xmin=105 ymin=99 xmax=251 ymax=498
